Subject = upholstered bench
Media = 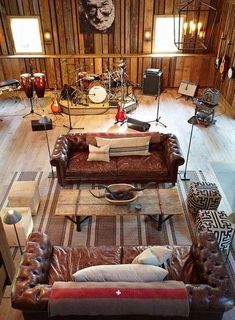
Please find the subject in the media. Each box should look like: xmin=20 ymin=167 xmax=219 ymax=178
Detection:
xmin=187 ymin=181 xmax=221 ymax=215
xmin=8 ymin=181 xmax=40 ymax=215
xmin=196 ymin=210 xmax=233 ymax=250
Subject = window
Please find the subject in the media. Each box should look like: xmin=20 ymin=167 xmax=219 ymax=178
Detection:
xmin=9 ymin=17 xmax=43 ymax=54
xmin=153 ymin=16 xmax=183 ymax=53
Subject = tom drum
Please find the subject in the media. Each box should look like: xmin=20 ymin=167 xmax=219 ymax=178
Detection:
xmin=33 ymin=73 xmax=46 ymax=98
xmin=20 ymin=73 xmax=33 ymax=98
xmin=88 ymin=81 xmax=107 ymax=104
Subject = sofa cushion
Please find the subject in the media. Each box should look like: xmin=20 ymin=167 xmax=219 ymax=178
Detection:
xmin=96 ymin=136 xmax=151 ymax=157
xmin=132 ymin=246 xmax=173 ymax=266
xmin=66 ymin=152 xmax=117 ymax=179
xmin=48 ymin=246 xmax=122 ymax=284
xmin=72 ymin=264 xmax=168 ymax=282
xmin=116 ymin=151 xmax=168 ymax=177
xmin=87 ymin=144 xmax=110 ymax=162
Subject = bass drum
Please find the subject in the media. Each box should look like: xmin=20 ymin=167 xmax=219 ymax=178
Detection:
xmin=88 ymin=81 xmax=107 ymax=104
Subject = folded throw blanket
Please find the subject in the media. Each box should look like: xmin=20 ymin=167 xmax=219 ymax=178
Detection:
xmin=48 ymin=281 xmax=189 ymax=317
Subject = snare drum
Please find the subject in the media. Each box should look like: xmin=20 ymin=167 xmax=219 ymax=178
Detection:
xmin=88 ymin=81 xmax=107 ymax=104
xmin=20 ymin=73 xmax=33 ymax=98
xmin=33 ymin=73 xmax=46 ymax=98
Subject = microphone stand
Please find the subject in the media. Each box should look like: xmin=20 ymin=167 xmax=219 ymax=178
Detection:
xmin=148 ymin=71 xmax=167 ymax=128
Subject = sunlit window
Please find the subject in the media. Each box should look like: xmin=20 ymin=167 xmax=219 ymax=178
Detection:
xmin=9 ymin=17 xmax=43 ymax=54
xmin=153 ymin=16 xmax=183 ymax=53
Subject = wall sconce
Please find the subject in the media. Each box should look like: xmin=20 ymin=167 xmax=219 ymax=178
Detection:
xmin=144 ymin=30 xmax=152 ymax=41
xmin=44 ymin=31 xmax=52 ymax=44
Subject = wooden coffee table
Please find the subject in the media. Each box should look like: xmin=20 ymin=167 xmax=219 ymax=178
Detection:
xmin=55 ymin=187 xmax=183 ymax=232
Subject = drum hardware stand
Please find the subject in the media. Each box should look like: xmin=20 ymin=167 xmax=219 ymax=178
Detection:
xmin=22 ymin=97 xmax=41 ymax=118
xmin=63 ymin=86 xmax=84 ymax=133
xmin=148 ymin=72 xmax=167 ymax=128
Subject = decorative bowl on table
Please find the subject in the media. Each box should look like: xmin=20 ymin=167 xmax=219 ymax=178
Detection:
xmin=105 ymin=184 xmax=138 ymax=205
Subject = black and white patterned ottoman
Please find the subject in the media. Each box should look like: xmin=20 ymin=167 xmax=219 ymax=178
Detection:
xmin=196 ymin=210 xmax=233 ymax=250
xmin=187 ymin=181 xmax=221 ymax=215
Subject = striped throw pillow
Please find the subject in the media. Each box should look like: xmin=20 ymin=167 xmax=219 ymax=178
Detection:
xmin=87 ymin=144 xmax=110 ymax=162
xmin=96 ymin=136 xmax=151 ymax=157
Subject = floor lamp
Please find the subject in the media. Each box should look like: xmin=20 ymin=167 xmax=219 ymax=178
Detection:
xmin=3 ymin=209 xmax=23 ymax=255
xmin=180 ymin=115 xmax=199 ymax=181
xmin=38 ymin=115 xmax=56 ymax=178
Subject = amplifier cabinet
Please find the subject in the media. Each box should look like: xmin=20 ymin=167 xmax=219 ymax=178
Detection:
xmin=142 ymin=69 xmax=163 ymax=96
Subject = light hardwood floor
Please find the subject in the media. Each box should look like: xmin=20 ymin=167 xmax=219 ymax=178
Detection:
xmin=0 ymin=88 xmax=234 ymax=319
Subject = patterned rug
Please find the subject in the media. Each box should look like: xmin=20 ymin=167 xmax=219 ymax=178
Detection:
xmin=1 ymin=170 xmax=234 ymax=284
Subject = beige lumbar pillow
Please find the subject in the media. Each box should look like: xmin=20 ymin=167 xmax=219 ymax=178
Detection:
xmin=132 ymin=246 xmax=173 ymax=266
xmin=96 ymin=136 xmax=151 ymax=157
xmin=72 ymin=264 xmax=168 ymax=282
xmin=87 ymin=144 xmax=110 ymax=162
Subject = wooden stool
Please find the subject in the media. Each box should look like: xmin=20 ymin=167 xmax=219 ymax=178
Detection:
xmin=8 ymin=181 xmax=40 ymax=215
xmin=0 ymin=207 xmax=33 ymax=247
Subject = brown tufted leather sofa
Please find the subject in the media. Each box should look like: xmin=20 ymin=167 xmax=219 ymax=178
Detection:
xmin=11 ymin=231 xmax=234 ymax=320
xmin=50 ymin=131 xmax=184 ymax=186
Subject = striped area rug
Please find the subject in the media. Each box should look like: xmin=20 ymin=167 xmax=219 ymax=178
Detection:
xmin=1 ymin=170 xmax=234 ymax=283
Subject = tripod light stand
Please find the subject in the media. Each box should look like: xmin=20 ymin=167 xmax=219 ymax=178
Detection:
xmin=148 ymin=70 xmax=167 ymax=128
xmin=38 ymin=115 xmax=56 ymax=178
xmin=180 ymin=115 xmax=199 ymax=181
xmin=3 ymin=209 xmax=23 ymax=255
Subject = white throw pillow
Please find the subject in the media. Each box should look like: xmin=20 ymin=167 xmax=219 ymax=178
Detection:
xmin=87 ymin=144 xmax=110 ymax=162
xmin=132 ymin=246 xmax=173 ymax=266
xmin=96 ymin=136 xmax=151 ymax=157
xmin=72 ymin=264 xmax=168 ymax=282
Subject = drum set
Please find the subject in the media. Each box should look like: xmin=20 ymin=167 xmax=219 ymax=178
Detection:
xmin=20 ymin=72 xmax=46 ymax=117
xmin=63 ymin=59 xmax=135 ymax=107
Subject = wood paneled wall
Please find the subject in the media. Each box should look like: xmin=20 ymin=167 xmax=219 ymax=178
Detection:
xmin=0 ymin=0 xmax=234 ymax=107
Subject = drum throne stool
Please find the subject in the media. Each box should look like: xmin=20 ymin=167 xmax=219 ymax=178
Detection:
xmin=187 ymin=181 xmax=221 ymax=215
xmin=196 ymin=210 xmax=233 ymax=251
xmin=8 ymin=181 xmax=40 ymax=215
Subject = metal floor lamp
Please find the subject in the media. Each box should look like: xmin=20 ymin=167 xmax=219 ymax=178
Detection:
xmin=38 ymin=115 xmax=56 ymax=178
xmin=180 ymin=115 xmax=199 ymax=181
xmin=3 ymin=209 xmax=23 ymax=255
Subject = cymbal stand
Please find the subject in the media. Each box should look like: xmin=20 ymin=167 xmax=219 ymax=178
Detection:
xmin=114 ymin=67 xmax=127 ymax=126
xmin=63 ymin=66 xmax=84 ymax=132
xmin=148 ymin=71 xmax=167 ymax=128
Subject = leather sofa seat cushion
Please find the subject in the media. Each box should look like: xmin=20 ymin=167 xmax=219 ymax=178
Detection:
xmin=48 ymin=246 xmax=122 ymax=284
xmin=122 ymin=246 xmax=199 ymax=284
xmin=66 ymin=152 xmax=117 ymax=178
xmin=116 ymin=151 xmax=168 ymax=177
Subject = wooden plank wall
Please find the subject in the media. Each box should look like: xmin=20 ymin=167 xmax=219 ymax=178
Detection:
xmin=0 ymin=0 xmax=234 ymax=107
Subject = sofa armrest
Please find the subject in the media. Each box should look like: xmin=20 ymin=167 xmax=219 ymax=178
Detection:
xmin=50 ymin=135 xmax=70 ymax=185
xmin=188 ymin=232 xmax=234 ymax=312
xmin=11 ymin=232 xmax=53 ymax=311
xmin=163 ymin=134 xmax=185 ymax=184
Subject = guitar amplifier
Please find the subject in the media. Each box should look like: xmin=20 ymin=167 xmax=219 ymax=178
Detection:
xmin=142 ymin=69 xmax=163 ymax=96
xmin=127 ymin=117 xmax=150 ymax=132
xmin=202 ymin=88 xmax=220 ymax=106
xmin=31 ymin=120 xmax=53 ymax=131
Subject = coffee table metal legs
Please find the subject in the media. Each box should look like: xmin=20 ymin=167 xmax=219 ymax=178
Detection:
xmin=149 ymin=214 xmax=173 ymax=231
xmin=65 ymin=215 xmax=90 ymax=231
